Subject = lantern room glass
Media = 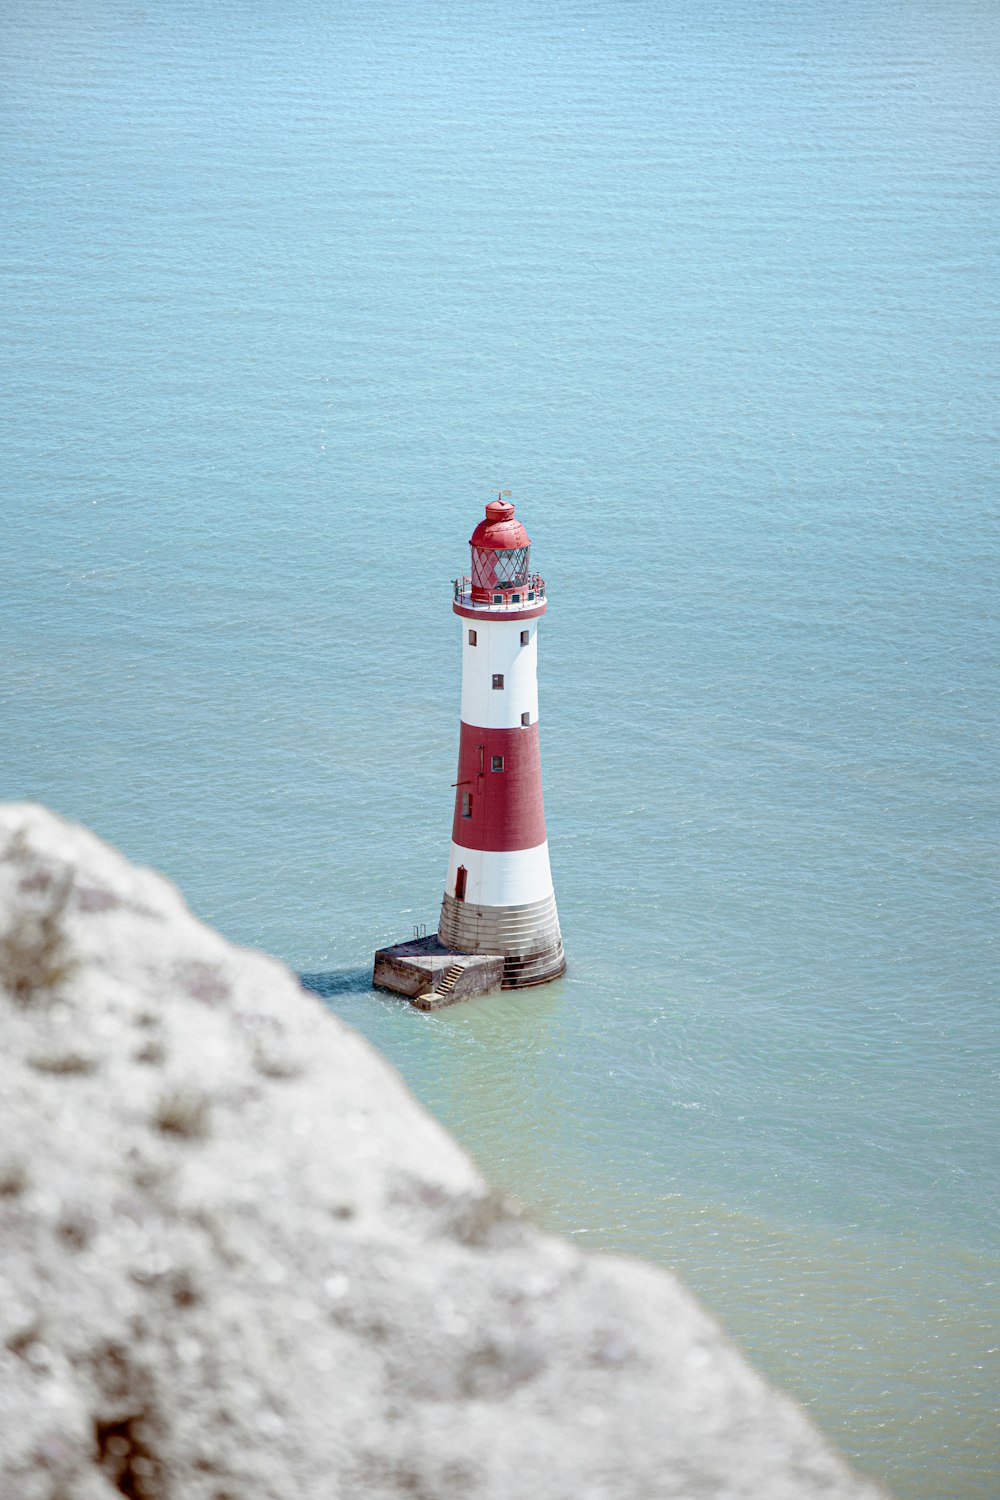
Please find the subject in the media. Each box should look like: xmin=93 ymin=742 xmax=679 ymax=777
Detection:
xmin=471 ymin=545 xmax=530 ymax=594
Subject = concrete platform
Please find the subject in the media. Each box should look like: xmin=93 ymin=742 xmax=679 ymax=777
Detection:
xmin=372 ymin=934 xmax=504 ymax=1010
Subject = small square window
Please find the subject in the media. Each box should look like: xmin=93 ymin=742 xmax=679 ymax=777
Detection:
xmin=491 ymin=754 xmax=504 ymax=772
xmin=521 ymin=711 xmax=530 ymax=726
xmin=461 ymin=791 xmax=472 ymax=818
xmin=527 ymin=591 xmax=535 ymax=601
xmin=511 ymin=593 xmax=521 ymax=604
xmin=468 ymin=629 xmax=477 ymax=646
xmin=492 ymin=673 xmax=504 ymax=690
xmin=493 ymin=593 xmax=503 ymax=604
xmin=520 ymin=629 xmax=529 ymax=646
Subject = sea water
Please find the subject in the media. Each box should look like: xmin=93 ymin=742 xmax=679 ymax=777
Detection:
xmin=3 ymin=1 xmax=998 ymax=1494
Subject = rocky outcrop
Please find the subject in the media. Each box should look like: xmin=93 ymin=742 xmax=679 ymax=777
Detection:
xmin=0 ymin=804 xmax=885 ymax=1500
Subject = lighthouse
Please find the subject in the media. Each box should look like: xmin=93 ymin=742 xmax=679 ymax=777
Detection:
xmin=439 ymin=496 xmax=565 ymax=987
xmin=372 ymin=492 xmax=564 ymax=1006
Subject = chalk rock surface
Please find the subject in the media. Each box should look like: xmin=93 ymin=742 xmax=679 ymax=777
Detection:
xmin=0 ymin=804 xmax=884 ymax=1500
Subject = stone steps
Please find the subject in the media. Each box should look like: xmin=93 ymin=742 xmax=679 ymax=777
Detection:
xmin=399 ymin=950 xmax=504 ymax=1009
xmin=434 ymin=962 xmax=465 ymax=997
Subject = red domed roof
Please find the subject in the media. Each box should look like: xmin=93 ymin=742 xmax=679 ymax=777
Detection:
xmin=470 ymin=497 xmax=531 ymax=551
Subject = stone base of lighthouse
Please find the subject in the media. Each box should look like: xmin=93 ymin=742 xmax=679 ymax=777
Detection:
xmin=371 ymin=899 xmax=564 ymax=1005
xmin=438 ymin=892 xmax=565 ymax=988
xmin=372 ymin=878 xmax=564 ymax=1006
xmin=372 ymin=934 xmax=506 ymax=1010
xmin=437 ymin=839 xmax=565 ymax=990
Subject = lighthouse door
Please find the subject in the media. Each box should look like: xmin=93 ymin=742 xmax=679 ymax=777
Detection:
xmin=455 ymin=865 xmax=468 ymax=902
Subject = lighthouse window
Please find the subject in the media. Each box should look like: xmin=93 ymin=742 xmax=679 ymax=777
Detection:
xmin=461 ymin=791 xmax=472 ymax=819
xmin=493 ymin=546 xmax=529 ymax=586
xmin=491 ymin=755 xmax=504 ymax=772
xmin=520 ymin=629 xmax=529 ymax=646
xmin=521 ymin=711 xmax=530 ymax=726
xmin=472 ymin=546 xmax=530 ymax=592
xmin=492 ymin=593 xmax=503 ymax=604
xmin=468 ymin=629 xmax=477 ymax=646
xmin=492 ymin=673 xmax=504 ymax=690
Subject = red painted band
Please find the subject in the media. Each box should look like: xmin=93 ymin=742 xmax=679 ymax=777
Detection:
xmin=453 ymin=600 xmax=548 ymax=623
xmin=450 ymin=722 xmax=547 ymax=852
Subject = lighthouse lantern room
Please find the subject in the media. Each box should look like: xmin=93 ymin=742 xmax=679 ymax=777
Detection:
xmin=373 ymin=492 xmax=565 ymax=1007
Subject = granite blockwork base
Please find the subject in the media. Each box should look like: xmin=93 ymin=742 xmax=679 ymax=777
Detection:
xmin=372 ymin=935 xmax=505 ymax=1009
xmin=438 ymin=892 xmax=565 ymax=989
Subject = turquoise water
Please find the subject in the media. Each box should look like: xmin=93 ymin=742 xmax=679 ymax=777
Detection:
xmin=3 ymin=1 xmax=998 ymax=1494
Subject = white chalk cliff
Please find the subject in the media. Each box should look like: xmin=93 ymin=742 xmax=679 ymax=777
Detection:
xmin=0 ymin=804 xmax=886 ymax=1499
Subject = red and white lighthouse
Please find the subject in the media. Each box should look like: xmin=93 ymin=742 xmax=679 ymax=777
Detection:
xmin=438 ymin=495 xmax=565 ymax=988
xmin=372 ymin=491 xmax=563 ymax=1006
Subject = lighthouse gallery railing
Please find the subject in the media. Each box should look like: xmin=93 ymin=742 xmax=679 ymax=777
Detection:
xmin=453 ymin=574 xmax=546 ymax=607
